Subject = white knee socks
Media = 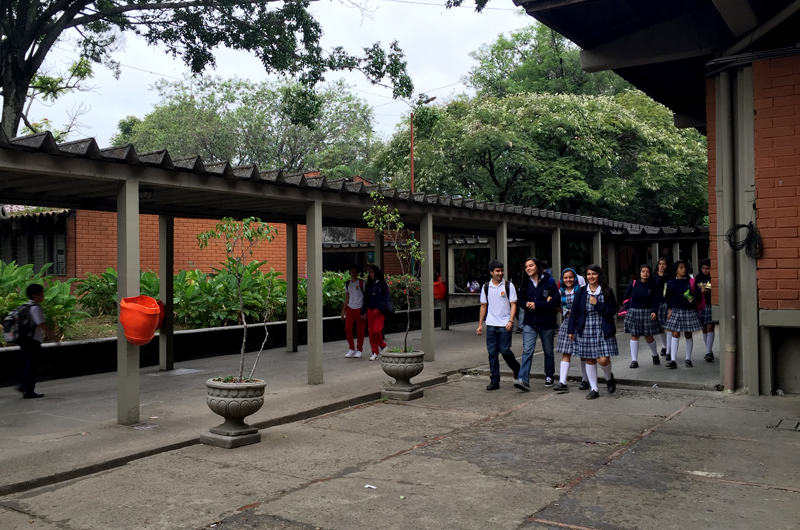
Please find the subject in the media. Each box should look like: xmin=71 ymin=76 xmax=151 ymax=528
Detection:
xmin=647 ymin=341 xmax=658 ymax=357
xmin=586 ymin=363 xmax=598 ymax=392
xmin=670 ymin=336 xmax=679 ymax=362
xmin=706 ymin=332 xmax=715 ymax=354
xmin=580 ymin=360 xmax=588 ymax=382
xmin=600 ymin=362 xmax=612 ymax=380
xmin=659 ymin=332 xmax=667 ymax=352
xmin=560 ymin=361 xmax=570 ymax=385
xmin=686 ymin=338 xmax=693 ymax=362
xmin=630 ymin=340 xmax=639 ymax=362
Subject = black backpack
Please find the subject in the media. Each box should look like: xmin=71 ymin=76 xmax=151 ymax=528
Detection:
xmin=2 ymin=301 xmax=34 ymax=343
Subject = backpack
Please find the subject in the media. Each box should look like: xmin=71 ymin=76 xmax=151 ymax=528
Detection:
xmin=618 ymin=280 xmax=635 ymax=316
xmin=483 ymin=281 xmax=512 ymax=311
xmin=2 ymin=301 xmax=34 ymax=343
xmin=689 ymin=277 xmax=706 ymax=313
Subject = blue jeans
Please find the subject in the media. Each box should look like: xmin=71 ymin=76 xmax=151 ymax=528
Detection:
xmin=519 ymin=325 xmax=555 ymax=383
xmin=486 ymin=326 xmax=519 ymax=384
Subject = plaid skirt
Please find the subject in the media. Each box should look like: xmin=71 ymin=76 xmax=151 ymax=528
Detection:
xmin=624 ymin=307 xmax=661 ymax=337
xmin=700 ymin=305 xmax=713 ymax=325
xmin=664 ymin=308 xmax=702 ymax=332
xmin=657 ymin=302 xmax=669 ymax=327
xmin=556 ymin=319 xmax=575 ymax=355
xmin=576 ymin=312 xmax=619 ymax=359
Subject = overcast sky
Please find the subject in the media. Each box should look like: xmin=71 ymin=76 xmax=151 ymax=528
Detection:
xmin=29 ymin=0 xmax=532 ymax=146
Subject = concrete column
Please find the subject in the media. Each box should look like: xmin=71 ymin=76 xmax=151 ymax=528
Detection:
xmin=607 ymin=241 xmax=619 ymax=296
xmin=489 ymin=237 xmax=497 ymax=262
xmin=439 ymin=232 xmax=449 ymax=331
xmin=650 ymin=242 xmax=660 ymax=269
xmin=759 ymin=327 xmax=773 ymax=395
xmin=530 ymin=240 xmax=537 ymax=260
xmin=496 ymin=221 xmax=508 ymax=279
xmin=306 ymin=202 xmax=323 ymax=384
xmin=374 ymin=231 xmax=384 ymax=271
xmin=593 ymin=231 xmax=602 ymax=267
xmin=672 ymin=242 xmax=681 ymax=263
xmin=158 ymin=215 xmax=174 ymax=371
xmin=286 ymin=222 xmax=298 ymax=353
xmin=550 ymin=228 xmax=561 ymax=280
xmin=691 ymin=242 xmax=700 ymax=276
xmin=446 ymin=242 xmax=455 ymax=294
xmin=420 ymin=214 xmax=435 ymax=361
xmin=117 ymin=178 xmax=140 ymax=425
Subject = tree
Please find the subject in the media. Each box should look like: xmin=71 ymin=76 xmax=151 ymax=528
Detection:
xmin=466 ymin=23 xmax=631 ymax=98
xmin=371 ymin=91 xmax=708 ymax=227
xmin=111 ymin=76 xmax=380 ymax=172
xmin=0 ymin=0 xmax=413 ymax=138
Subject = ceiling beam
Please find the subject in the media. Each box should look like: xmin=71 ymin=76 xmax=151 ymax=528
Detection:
xmin=580 ymin=3 xmax=730 ymax=72
xmin=712 ymin=0 xmax=758 ymax=37
xmin=513 ymin=0 xmax=594 ymax=13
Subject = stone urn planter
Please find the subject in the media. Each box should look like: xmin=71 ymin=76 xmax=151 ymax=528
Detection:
xmin=380 ymin=351 xmax=425 ymax=401
xmin=200 ymin=378 xmax=267 ymax=448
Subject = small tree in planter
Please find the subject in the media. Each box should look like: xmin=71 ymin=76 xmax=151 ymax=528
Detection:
xmin=364 ymin=192 xmax=427 ymax=401
xmin=197 ymin=216 xmax=278 ymax=448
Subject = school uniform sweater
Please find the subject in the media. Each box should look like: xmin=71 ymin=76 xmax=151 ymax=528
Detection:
xmin=622 ymin=280 xmax=660 ymax=313
xmin=567 ymin=286 xmax=619 ymax=339
xmin=664 ymin=277 xmax=702 ymax=310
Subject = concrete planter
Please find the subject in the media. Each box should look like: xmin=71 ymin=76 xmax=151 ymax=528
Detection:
xmin=200 ymin=378 xmax=266 ymax=448
xmin=380 ymin=351 xmax=425 ymax=401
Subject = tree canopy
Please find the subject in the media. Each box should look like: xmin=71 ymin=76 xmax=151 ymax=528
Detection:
xmin=0 ymin=0 xmax=413 ymax=137
xmin=112 ymin=76 xmax=379 ymax=173
xmin=370 ymin=91 xmax=708 ymax=227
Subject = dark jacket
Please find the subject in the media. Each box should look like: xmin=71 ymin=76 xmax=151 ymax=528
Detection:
xmin=568 ymin=286 xmax=619 ymax=339
xmin=694 ymin=272 xmax=712 ymax=305
xmin=517 ymin=271 xmax=560 ymax=329
xmin=363 ymin=279 xmax=390 ymax=315
xmin=654 ymin=274 xmax=670 ymax=305
xmin=665 ymin=277 xmax=701 ymax=311
xmin=622 ymin=280 xmax=659 ymax=313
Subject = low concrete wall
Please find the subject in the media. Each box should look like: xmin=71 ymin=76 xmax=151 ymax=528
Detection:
xmin=0 ymin=305 xmax=480 ymax=385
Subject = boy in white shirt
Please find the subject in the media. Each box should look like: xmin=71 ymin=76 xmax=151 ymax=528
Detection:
xmin=17 ymin=284 xmax=58 ymax=398
xmin=341 ymin=266 xmax=366 ymax=358
xmin=477 ymin=261 xmax=521 ymax=390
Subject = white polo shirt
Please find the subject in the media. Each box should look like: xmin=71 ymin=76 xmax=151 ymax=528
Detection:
xmin=480 ymin=280 xmax=517 ymax=327
xmin=346 ymin=279 xmax=365 ymax=309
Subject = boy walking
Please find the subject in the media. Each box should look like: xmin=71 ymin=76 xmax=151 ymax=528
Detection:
xmin=341 ymin=266 xmax=366 ymax=358
xmin=477 ymin=260 xmax=521 ymax=390
xmin=16 ymin=284 xmax=58 ymax=398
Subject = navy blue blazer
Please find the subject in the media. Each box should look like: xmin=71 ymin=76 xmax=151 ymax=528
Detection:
xmin=567 ymin=286 xmax=619 ymax=339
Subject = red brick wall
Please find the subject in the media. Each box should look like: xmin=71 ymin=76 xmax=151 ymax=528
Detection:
xmin=707 ymin=78 xmax=719 ymax=306
xmin=753 ymin=57 xmax=800 ymax=310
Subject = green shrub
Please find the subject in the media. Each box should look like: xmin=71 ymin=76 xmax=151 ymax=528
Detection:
xmin=386 ymin=274 xmax=421 ymax=311
xmin=76 ymin=268 xmax=161 ymax=317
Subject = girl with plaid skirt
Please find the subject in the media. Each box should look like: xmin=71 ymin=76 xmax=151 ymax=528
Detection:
xmin=567 ymin=264 xmax=619 ymax=400
xmin=553 ymin=268 xmax=589 ymax=392
xmin=664 ymin=260 xmax=703 ymax=369
xmin=694 ymin=259 xmax=715 ymax=363
xmin=654 ymin=258 xmax=672 ymax=359
xmin=622 ymin=264 xmax=662 ymax=368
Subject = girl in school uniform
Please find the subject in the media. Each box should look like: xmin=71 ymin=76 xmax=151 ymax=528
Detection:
xmin=553 ymin=268 xmax=589 ymax=392
xmin=663 ymin=260 xmax=703 ymax=369
xmin=653 ymin=258 xmax=671 ymax=359
xmin=694 ymin=258 xmax=715 ymax=362
xmin=567 ymin=264 xmax=619 ymax=399
xmin=622 ymin=264 xmax=662 ymax=368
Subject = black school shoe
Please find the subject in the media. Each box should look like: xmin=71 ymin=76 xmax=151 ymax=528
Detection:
xmin=586 ymin=390 xmax=599 ymax=400
xmin=665 ymin=360 xmax=678 ymax=369
xmin=579 ymin=381 xmax=590 ymax=391
xmin=629 ymin=361 xmax=639 ymax=369
xmin=23 ymin=392 xmax=44 ymax=399
xmin=486 ymin=382 xmax=500 ymax=391
xmin=660 ymin=348 xmax=668 ymax=357
xmin=606 ymin=374 xmax=616 ymax=394
xmin=685 ymin=360 xmax=694 ymax=368
xmin=652 ymin=356 xmax=660 ymax=365
xmin=552 ymin=382 xmax=569 ymax=392
xmin=704 ymin=353 xmax=714 ymax=362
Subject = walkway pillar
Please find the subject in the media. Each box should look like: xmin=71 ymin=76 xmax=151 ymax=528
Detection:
xmin=439 ymin=232 xmax=449 ymax=331
xmin=489 ymin=236 xmax=497 ymax=261
xmin=117 ymin=178 xmax=140 ymax=425
xmin=650 ymin=242 xmax=660 ymax=269
xmin=593 ymin=230 xmax=602 ymax=267
xmin=158 ymin=215 xmax=174 ymax=371
xmin=420 ymin=213 xmax=435 ymax=361
xmin=672 ymin=242 xmax=681 ymax=263
xmin=607 ymin=241 xmax=619 ymax=295
xmin=374 ymin=231 xmax=384 ymax=271
xmin=286 ymin=222 xmax=298 ymax=353
xmin=691 ymin=241 xmax=700 ymax=275
xmin=530 ymin=240 xmax=537 ymax=260
xmin=306 ymin=202 xmax=323 ymax=384
xmin=496 ymin=221 xmax=508 ymax=278
xmin=550 ymin=227 xmax=561 ymax=279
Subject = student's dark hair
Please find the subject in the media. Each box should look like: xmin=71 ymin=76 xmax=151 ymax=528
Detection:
xmin=656 ymin=257 xmax=671 ymax=277
xmin=673 ymin=260 xmax=688 ymax=277
xmin=487 ymin=260 xmax=504 ymax=272
xmin=639 ymin=264 xmax=654 ymax=283
xmin=522 ymin=256 xmax=545 ymax=288
xmin=349 ymin=265 xmax=360 ymax=272
xmin=586 ymin=264 xmax=617 ymax=309
xmin=369 ymin=265 xmax=384 ymax=282
xmin=26 ymin=283 xmax=44 ymax=299
xmin=700 ymin=258 xmax=711 ymax=268
xmin=540 ymin=259 xmax=549 ymax=270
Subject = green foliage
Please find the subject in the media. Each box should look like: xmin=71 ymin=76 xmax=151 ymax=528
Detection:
xmin=371 ymin=92 xmax=708 ymax=227
xmin=76 ymin=269 xmax=161 ymax=317
xmin=385 ymin=275 xmax=421 ymax=312
xmin=0 ymin=261 xmax=88 ymax=345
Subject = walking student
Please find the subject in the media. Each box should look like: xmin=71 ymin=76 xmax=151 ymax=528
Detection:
xmin=341 ymin=266 xmax=366 ymax=358
xmin=654 ymin=258 xmax=671 ymax=359
xmin=695 ymin=259 xmax=715 ymax=362
xmin=663 ymin=260 xmax=703 ymax=369
xmin=363 ymin=265 xmax=390 ymax=361
xmin=515 ymin=257 xmax=559 ymax=391
xmin=16 ymin=284 xmax=58 ymax=399
xmin=567 ymin=264 xmax=619 ymax=399
xmin=553 ymin=268 xmax=589 ymax=393
xmin=622 ymin=264 xmax=661 ymax=368
xmin=477 ymin=260 xmax=521 ymax=391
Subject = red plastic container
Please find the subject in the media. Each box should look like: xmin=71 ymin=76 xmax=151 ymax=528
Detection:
xmin=119 ymin=295 xmax=161 ymax=345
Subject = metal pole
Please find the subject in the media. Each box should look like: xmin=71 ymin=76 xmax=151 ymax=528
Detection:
xmin=117 ymin=178 xmax=140 ymax=425
xmin=306 ymin=202 xmax=324 ymax=384
xmin=158 ymin=215 xmax=174 ymax=371
xmin=410 ymin=112 xmax=415 ymax=194
xmin=421 ymin=213 xmax=435 ymax=361
xmin=286 ymin=222 xmax=298 ymax=353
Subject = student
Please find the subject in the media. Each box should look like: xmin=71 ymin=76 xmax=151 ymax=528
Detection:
xmin=341 ymin=266 xmax=366 ymax=358
xmin=653 ymin=258 xmax=671 ymax=359
xmin=16 ymin=283 xmax=58 ymax=399
xmin=568 ymin=264 xmax=619 ymax=399
xmin=553 ymin=268 xmax=589 ymax=392
xmin=694 ymin=258 xmax=715 ymax=362
xmin=363 ymin=265 xmax=390 ymax=361
xmin=622 ymin=264 xmax=661 ymax=368
xmin=515 ymin=257 xmax=559 ymax=391
xmin=663 ymin=260 xmax=703 ymax=369
xmin=476 ymin=260 xmax=521 ymax=391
